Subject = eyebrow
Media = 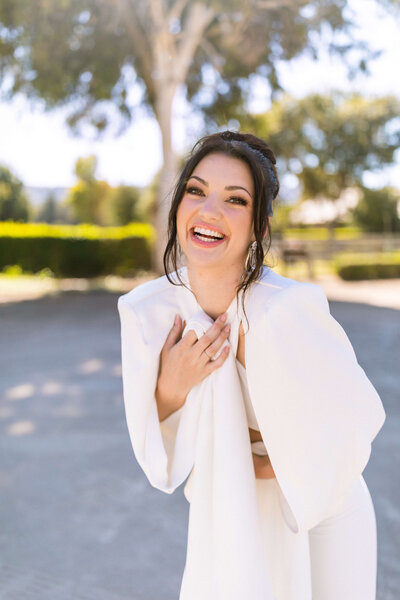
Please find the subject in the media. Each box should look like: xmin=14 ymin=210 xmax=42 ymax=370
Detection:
xmin=188 ymin=175 xmax=252 ymax=199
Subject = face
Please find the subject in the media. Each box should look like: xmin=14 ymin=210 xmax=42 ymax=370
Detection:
xmin=176 ymin=152 xmax=256 ymax=274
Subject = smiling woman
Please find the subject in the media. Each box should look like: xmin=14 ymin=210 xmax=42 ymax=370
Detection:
xmin=117 ymin=130 xmax=385 ymax=600
xmin=176 ymin=152 xmax=256 ymax=290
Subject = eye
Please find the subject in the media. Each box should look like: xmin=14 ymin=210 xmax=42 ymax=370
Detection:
xmin=185 ymin=185 xmax=204 ymax=196
xmin=227 ymin=197 xmax=248 ymax=206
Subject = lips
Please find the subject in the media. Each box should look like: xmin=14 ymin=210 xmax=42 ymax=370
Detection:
xmin=189 ymin=227 xmax=226 ymax=247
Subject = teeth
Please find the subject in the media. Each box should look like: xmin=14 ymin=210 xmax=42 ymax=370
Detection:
xmin=193 ymin=226 xmax=224 ymax=239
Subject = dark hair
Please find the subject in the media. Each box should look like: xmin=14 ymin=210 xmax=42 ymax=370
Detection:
xmin=163 ymin=130 xmax=280 ymax=331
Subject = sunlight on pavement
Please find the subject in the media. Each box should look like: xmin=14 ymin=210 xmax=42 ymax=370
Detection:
xmin=77 ymin=358 xmax=104 ymax=374
xmin=7 ymin=420 xmax=35 ymax=435
xmin=40 ymin=380 xmax=62 ymax=395
xmin=5 ymin=383 xmax=35 ymax=400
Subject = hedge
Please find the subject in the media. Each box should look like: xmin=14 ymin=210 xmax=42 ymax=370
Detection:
xmin=333 ymin=252 xmax=400 ymax=280
xmin=283 ymin=226 xmax=362 ymax=241
xmin=0 ymin=221 xmax=155 ymax=277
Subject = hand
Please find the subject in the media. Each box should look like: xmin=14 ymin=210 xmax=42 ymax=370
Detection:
xmin=156 ymin=312 xmax=231 ymax=416
xmin=252 ymin=454 xmax=276 ymax=479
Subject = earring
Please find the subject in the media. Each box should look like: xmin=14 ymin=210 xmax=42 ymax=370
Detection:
xmin=245 ymin=240 xmax=257 ymax=273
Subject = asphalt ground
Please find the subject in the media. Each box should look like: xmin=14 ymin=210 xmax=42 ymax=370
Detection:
xmin=0 ymin=287 xmax=398 ymax=599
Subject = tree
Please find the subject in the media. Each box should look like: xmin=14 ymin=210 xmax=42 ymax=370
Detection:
xmin=104 ymin=184 xmax=142 ymax=225
xmin=351 ymin=186 xmax=400 ymax=233
xmin=1 ymin=1 xmax=398 ymax=269
xmin=242 ymin=92 xmax=400 ymax=202
xmin=66 ymin=155 xmax=111 ymax=224
xmin=0 ymin=164 xmax=30 ymax=221
xmin=36 ymin=193 xmax=58 ymax=223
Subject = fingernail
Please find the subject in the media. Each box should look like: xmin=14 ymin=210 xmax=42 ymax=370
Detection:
xmin=224 ymin=324 xmax=230 ymax=333
xmin=219 ymin=313 xmax=227 ymax=322
xmin=174 ymin=314 xmax=179 ymax=325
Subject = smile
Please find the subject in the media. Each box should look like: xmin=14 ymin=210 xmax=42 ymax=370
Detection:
xmin=190 ymin=226 xmax=226 ymax=247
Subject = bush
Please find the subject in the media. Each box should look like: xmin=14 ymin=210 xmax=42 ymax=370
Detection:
xmin=350 ymin=186 xmax=400 ymax=233
xmin=0 ymin=165 xmax=31 ymax=221
xmin=333 ymin=252 xmax=400 ymax=280
xmin=283 ymin=226 xmax=362 ymax=240
xmin=0 ymin=221 xmax=154 ymax=277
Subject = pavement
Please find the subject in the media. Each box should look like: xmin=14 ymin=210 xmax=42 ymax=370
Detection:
xmin=0 ymin=274 xmax=399 ymax=599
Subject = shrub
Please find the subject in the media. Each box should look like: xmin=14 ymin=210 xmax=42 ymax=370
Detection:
xmin=0 ymin=221 xmax=154 ymax=277
xmin=333 ymin=252 xmax=400 ymax=280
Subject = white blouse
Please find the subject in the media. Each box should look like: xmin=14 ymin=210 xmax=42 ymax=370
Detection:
xmin=235 ymin=358 xmax=268 ymax=457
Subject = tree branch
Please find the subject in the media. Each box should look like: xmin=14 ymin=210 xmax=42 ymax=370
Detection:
xmin=255 ymin=0 xmax=304 ymax=9
xmin=111 ymin=0 xmax=155 ymax=99
xmin=199 ymin=38 xmax=225 ymax=74
xmin=171 ymin=2 xmax=215 ymax=84
xmin=149 ymin=0 xmax=165 ymax=32
xmin=167 ymin=0 xmax=190 ymax=23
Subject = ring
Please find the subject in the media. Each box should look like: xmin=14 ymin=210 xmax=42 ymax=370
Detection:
xmin=204 ymin=348 xmax=214 ymax=361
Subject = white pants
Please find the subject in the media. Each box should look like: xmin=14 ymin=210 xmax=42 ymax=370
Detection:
xmin=308 ymin=474 xmax=377 ymax=599
xmin=256 ymin=474 xmax=377 ymax=600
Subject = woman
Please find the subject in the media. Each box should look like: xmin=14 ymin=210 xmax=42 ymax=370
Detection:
xmin=117 ymin=131 xmax=386 ymax=600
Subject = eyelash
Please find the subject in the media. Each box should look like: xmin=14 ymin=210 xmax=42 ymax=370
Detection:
xmin=185 ymin=186 xmax=248 ymax=206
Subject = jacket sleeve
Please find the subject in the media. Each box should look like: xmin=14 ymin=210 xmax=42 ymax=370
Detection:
xmin=251 ymin=282 xmax=386 ymax=534
xmin=117 ymin=295 xmax=193 ymax=494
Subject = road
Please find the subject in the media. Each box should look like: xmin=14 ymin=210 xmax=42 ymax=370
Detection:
xmin=0 ymin=289 xmax=398 ymax=599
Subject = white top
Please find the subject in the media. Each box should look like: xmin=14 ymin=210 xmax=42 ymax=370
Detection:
xmin=235 ymin=358 xmax=259 ymax=430
xmin=235 ymin=358 xmax=268 ymax=457
xmin=117 ymin=264 xmax=386 ymax=599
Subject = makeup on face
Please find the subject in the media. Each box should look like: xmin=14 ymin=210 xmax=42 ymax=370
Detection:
xmin=176 ymin=153 xmax=255 ymax=267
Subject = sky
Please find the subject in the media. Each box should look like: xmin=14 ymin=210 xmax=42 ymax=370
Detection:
xmin=0 ymin=0 xmax=399 ymax=190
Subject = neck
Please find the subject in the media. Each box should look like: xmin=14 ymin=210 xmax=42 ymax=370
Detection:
xmin=186 ymin=263 xmax=246 ymax=321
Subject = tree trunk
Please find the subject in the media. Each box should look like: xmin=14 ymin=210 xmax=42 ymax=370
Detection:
xmin=147 ymin=1 xmax=215 ymax=274
xmin=153 ymin=86 xmax=179 ymax=275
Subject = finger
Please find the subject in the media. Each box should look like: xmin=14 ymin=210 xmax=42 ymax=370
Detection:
xmin=203 ymin=324 xmax=231 ymax=359
xmin=197 ymin=313 xmax=228 ymax=353
xmin=163 ymin=315 xmax=184 ymax=350
xmin=181 ymin=327 xmax=200 ymax=346
xmin=204 ymin=343 xmax=230 ymax=373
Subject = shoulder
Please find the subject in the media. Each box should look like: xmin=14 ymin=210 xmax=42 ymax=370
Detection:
xmin=117 ymin=271 xmax=179 ymax=313
xmin=117 ymin=271 xmax=186 ymax=343
xmin=249 ymin=266 xmax=329 ymax=318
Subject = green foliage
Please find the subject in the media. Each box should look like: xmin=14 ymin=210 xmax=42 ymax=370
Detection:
xmin=0 ymin=1 xmax=393 ymax=131
xmin=66 ymin=178 xmax=111 ymax=224
xmin=65 ymin=155 xmax=143 ymax=226
xmin=333 ymin=252 xmax=400 ymax=280
xmin=0 ymin=221 xmax=155 ymax=277
xmin=74 ymin=155 xmax=98 ymax=182
xmin=269 ymin=202 xmax=293 ymax=234
xmin=35 ymin=193 xmax=59 ymax=223
xmin=243 ymin=93 xmax=400 ymax=201
xmin=136 ymin=170 xmax=160 ymax=225
xmin=187 ymin=2 xmax=378 ymax=127
xmin=66 ymin=155 xmax=110 ymax=224
xmin=350 ymin=186 xmax=400 ymax=233
xmin=0 ymin=164 xmax=31 ymax=221
xmin=104 ymin=184 xmax=142 ymax=226
xmin=282 ymin=226 xmax=362 ymax=240
xmin=0 ymin=220 xmax=155 ymax=241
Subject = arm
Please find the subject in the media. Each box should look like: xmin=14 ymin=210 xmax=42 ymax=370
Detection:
xmin=249 ymin=427 xmax=276 ymax=479
xmin=117 ymin=296 xmax=190 ymax=493
xmin=250 ymin=282 xmax=386 ymax=533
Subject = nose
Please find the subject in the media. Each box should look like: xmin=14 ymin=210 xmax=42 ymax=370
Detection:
xmin=197 ymin=191 xmax=222 ymax=221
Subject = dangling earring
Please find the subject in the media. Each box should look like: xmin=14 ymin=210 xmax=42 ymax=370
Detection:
xmin=245 ymin=240 xmax=257 ymax=273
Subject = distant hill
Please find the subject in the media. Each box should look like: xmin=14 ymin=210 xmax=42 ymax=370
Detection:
xmin=24 ymin=186 xmax=69 ymax=207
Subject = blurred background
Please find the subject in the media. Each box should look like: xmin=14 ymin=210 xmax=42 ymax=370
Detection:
xmin=0 ymin=1 xmax=399 ymax=599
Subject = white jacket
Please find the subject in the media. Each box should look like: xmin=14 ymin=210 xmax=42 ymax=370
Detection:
xmin=117 ymin=265 xmax=386 ymax=598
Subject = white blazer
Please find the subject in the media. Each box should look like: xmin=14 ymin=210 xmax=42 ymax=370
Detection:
xmin=117 ymin=265 xmax=386 ymax=596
